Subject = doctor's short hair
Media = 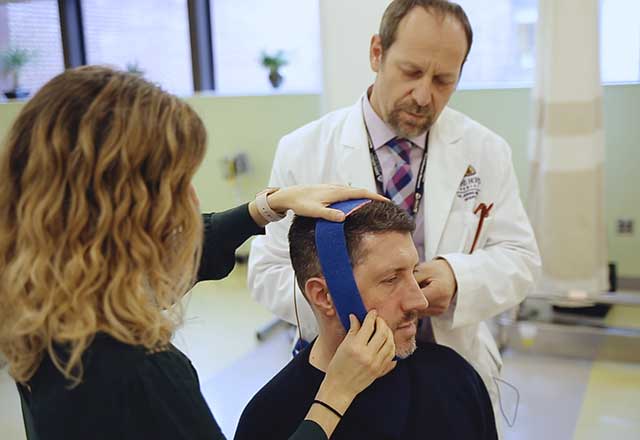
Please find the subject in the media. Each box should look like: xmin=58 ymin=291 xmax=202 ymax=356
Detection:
xmin=379 ymin=0 xmax=473 ymax=65
xmin=288 ymin=200 xmax=415 ymax=293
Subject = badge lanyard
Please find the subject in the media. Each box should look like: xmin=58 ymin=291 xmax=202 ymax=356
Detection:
xmin=361 ymin=97 xmax=428 ymax=218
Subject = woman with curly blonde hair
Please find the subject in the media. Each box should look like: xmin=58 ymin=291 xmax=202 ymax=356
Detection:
xmin=0 ymin=66 xmax=395 ymax=440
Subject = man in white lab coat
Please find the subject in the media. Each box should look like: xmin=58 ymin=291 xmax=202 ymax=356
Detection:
xmin=248 ymin=0 xmax=540 ymax=428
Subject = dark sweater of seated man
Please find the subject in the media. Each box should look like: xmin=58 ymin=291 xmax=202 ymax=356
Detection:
xmin=235 ymin=201 xmax=497 ymax=440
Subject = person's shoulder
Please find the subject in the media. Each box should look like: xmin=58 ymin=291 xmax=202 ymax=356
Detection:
xmin=270 ymin=101 xmax=360 ymax=179
xmin=88 ymin=335 xmax=196 ymax=384
xmin=412 ymin=341 xmax=466 ymax=362
xmin=240 ymin=345 xmax=317 ymax=412
xmin=439 ymin=106 xmax=510 ymax=154
xmin=29 ymin=334 xmax=144 ymax=391
xmin=409 ymin=343 xmax=494 ymax=413
xmin=235 ymin=346 xmax=322 ymax=439
xmin=411 ymin=342 xmax=483 ymax=380
xmin=24 ymin=335 xmax=198 ymax=438
xmin=34 ymin=335 xmax=197 ymax=397
xmin=277 ymin=104 xmax=356 ymax=153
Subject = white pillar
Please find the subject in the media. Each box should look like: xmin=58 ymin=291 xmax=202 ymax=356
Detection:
xmin=528 ymin=0 xmax=608 ymax=296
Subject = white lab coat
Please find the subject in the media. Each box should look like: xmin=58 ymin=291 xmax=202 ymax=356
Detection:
xmin=248 ymin=96 xmax=541 ymax=421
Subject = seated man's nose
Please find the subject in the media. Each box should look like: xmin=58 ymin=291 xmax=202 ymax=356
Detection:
xmin=403 ymin=285 xmax=429 ymax=311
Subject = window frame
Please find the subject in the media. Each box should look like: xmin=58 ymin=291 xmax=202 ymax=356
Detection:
xmin=55 ymin=0 xmax=214 ymax=92
xmin=6 ymin=0 xmax=636 ymax=94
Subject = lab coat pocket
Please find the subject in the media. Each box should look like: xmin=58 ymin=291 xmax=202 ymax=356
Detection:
xmin=438 ymin=210 xmax=475 ymax=254
xmin=469 ymin=215 xmax=494 ymax=254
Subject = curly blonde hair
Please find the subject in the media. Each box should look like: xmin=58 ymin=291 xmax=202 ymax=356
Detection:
xmin=0 ymin=66 xmax=207 ymax=385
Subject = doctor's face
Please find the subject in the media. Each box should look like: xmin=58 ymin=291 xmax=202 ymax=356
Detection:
xmin=369 ymin=7 xmax=467 ymax=138
xmin=352 ymin=231 xmax=428 ymax=359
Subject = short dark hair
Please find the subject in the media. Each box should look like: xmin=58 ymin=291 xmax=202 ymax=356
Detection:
xmin=379 ymin=0 xmax=473 ymax=65
xmin=288 ymin=201 xmax=415 ymax=292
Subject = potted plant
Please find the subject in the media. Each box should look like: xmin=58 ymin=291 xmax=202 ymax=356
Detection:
xmin=1 ymin=47 xmax=33 ymax=100
xmin=260 ymin=50 xmax=288 ymax=89
xmin=126 ymin=61 xmax=145 ymax=76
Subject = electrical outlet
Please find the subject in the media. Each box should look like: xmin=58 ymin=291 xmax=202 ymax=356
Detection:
xmin=616 ymin=219 xmax=634 ymax=235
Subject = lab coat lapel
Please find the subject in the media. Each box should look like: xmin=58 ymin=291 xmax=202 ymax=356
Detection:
xmin=336 ymin=98 xmax=377 ymax=192
xmin=424 ymin=108 xmax=468 ymax=259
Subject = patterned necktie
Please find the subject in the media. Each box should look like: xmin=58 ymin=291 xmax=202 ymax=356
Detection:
xmin=385 ymin=137 xmax=415 ymax=215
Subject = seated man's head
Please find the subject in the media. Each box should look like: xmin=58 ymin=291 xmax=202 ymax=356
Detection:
xmin=289 ymin=201 xmax=428 ymax=359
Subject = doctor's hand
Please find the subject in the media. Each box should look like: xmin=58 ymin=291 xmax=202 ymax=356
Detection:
xmin=414 ymin=259 xmax=458 ymax=316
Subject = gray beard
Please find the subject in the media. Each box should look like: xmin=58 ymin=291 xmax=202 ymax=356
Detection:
xmin=388 ymin=109 xmax=434 ymax=138
xmin=395 ymin=337 xmax=417 ymax=359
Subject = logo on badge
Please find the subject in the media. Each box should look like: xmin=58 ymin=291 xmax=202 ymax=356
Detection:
xmin=465 ymin=165 xmax=476 ymax=177
xmin=457 ymin=165 xmax=481 ymax=201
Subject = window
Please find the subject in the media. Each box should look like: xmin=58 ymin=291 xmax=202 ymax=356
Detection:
xmin=600 ymin=0 xmax=640 ymax=83
xmin=0 ymin=0 xmax=65 ymax=97
xmin=456 ymin=0 xmax=538 ymax=88
xmin=82 ymin=0 xmax=194 ymax=96
xmin=211 ymin=0 xmax=322 ymax=95
xmin=456 ymin=0 xmax=640 ymax=88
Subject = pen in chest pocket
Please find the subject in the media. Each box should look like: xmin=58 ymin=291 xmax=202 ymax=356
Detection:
xmin=469 ymin=202 xmax=494 ymax=254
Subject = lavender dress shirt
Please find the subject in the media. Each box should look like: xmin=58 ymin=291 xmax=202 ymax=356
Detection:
xmin=362 ymin=94 xmax=428 ymax=262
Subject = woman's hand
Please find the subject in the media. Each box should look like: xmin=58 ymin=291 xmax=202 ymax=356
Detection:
xmin=269 ymin=184 xmax=388 ymax=222
xmin=302 ymin=311 xmax=396 ymax=438
xmin=316 ymin=310 xmax=396 ymax=414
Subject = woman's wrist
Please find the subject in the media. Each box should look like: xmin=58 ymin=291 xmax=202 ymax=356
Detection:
xmin=249 ymin=188 xmax=286 ymax=227
xmin=303 ymin=378 xmax=354 ymax=438
xmin=264 ymin=187 xmax=287 ymax=215
xmin=314 ymin=377 xmax=356 ymax=416
xmin=248 ymin=200 xmax=268 ymax=227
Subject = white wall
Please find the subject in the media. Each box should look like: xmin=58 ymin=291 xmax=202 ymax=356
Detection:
xmin=319 ymin=0 xmax=390 ymax=112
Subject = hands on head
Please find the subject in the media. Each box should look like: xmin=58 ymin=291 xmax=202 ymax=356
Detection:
xmin=323 ymin=310 xmax=396 ymax=403
xmin=309 ymin=257 xmax=459 ymax=436
xmin=306 ymin=310 xmax=396 ymax=437
xmin=249 ymin=184 xmax=389 ymax=227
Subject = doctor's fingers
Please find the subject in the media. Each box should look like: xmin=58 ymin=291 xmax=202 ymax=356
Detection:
xmin=421 ymin=282 xmax=448 ymax=302
xmin=420 ymin=288 xmax=449 ymax=316
xmin=421 ymin=305 xmax=448 ymax=316
xmin=413 ymin=261 xmax=439 ymax=287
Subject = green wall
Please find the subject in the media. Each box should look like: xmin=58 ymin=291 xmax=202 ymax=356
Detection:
xmin=184 ymin=94 xmax=321 ymax=212
xmin=0 ymin=85 xmax=637 ymax=276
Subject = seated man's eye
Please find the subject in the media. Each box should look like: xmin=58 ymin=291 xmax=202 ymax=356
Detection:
xmin=384 ymin=276 xmax=397 ymax=284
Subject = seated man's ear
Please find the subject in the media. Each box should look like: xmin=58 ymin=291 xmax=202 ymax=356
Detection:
xmin=305 ymin=277 xmax=336 ymax=318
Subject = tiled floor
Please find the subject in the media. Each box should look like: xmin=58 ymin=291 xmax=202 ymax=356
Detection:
xmin=1 ymin=266 xmax=639 ymax=439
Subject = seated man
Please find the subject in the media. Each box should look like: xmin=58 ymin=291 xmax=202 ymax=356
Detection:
xmin=235 ymin=201 xmax=497 ymax=440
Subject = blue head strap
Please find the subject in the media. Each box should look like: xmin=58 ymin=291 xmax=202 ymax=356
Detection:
xmin=315 ymin=198 xmax=372 ymax=330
